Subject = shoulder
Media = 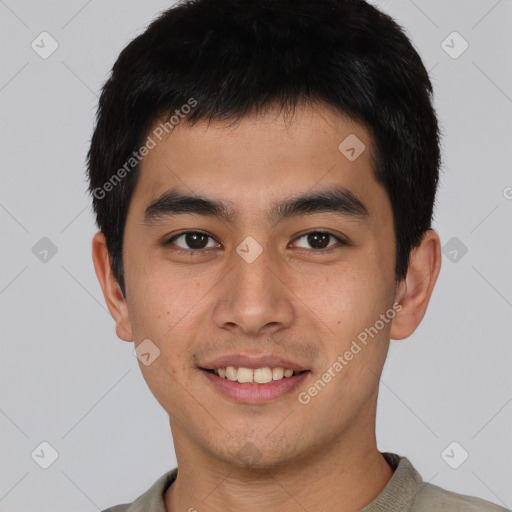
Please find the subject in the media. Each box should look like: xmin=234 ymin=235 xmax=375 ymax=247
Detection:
xmin=413 ymin=481 xmax=510 ymax=511
xmin=100 ymin=468 xmax=177 ymax=512
xmin=372 ymin=453 xmax=509 ymax=512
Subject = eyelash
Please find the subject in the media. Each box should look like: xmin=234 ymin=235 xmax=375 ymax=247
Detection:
xmin=164 ymin=230 xmax=347 ymax=255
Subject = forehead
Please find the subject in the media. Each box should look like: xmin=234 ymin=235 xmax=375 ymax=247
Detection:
xmin=129 ymin=102 xmax=390 ymax=224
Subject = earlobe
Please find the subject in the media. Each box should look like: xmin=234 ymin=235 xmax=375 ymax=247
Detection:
xmin=390 ymin=230 xmax=442 ymax=340
xmin=91 ymin=232 xmax=133 ymax=342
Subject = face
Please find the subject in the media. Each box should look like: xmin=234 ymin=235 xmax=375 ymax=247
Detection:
xmin=114 ymin=103 xmax=402 ymax=468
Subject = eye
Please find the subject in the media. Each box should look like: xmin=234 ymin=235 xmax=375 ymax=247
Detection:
xmin=166 ymin=231 xmax=220 ymax=252
xmin=292 ymin=231 xmax=345 ymax=251
xmin=164 ymin=230 xmax=346 ymax=254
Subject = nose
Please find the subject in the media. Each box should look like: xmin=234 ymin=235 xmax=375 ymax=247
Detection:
xmin=212 ymin=242 xmax=295 ymax=338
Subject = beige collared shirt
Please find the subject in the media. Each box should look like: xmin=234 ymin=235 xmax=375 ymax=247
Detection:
xmin=102 ymin=452 xmax=509 ymax=512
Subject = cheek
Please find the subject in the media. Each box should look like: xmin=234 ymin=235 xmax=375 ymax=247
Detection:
xmin=293 ymin=256 xmax=393 ymax=342
xmin=125 ymin=254 xmax=205 ymax=337
xmin=125 ymin=261 xmax=217 ymax=383
xmin=126 ymin=270 xmax=205 ymax=412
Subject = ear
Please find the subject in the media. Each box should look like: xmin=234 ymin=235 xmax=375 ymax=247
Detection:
xmin=390 ymin=230 xmax=442 ymax=340
xmin=91 ymin=231 xmax=133 ymax=342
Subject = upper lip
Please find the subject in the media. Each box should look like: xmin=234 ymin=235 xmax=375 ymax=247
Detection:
xmin=199 ymin=353 xmax=309 ymax=372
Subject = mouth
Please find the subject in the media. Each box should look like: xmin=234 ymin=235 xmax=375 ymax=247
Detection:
xmin=199 ymin=365 xmax=311 ymax=404
xmin=201 ymin=366 xmax=307 ymax=384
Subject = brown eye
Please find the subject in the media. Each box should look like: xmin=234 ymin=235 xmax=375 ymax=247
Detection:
xmin=167 ymin=231 xmax=218 ymax=251
xmin=293 ymin=231 xmax=344 ymax=250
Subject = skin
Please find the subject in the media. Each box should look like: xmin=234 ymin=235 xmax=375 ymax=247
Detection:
xmin=92 ymin=102 xmax=441 ymax=512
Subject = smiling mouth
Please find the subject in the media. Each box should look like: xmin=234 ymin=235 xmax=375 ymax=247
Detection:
xmin=202 ymin=366 xmax=308 ymax=384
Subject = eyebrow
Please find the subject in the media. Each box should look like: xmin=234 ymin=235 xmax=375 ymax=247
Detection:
xmin=143 ymin=185 xmax=369 ymax=226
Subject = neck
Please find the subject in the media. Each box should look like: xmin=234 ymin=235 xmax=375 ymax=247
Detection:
xmin=164 ymin=399 xmax=394 ymax=512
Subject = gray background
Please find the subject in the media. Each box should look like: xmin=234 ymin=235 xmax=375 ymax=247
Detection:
xmin=1 ymin=0 xmax=511 ymax=511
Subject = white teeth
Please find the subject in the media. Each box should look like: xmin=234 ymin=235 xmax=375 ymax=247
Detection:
xmin=213 ymin=366 xmax=299 ymax=383
xmin=254 ymin=367 xmax=273 ymax=383
xmin=272 ymin=367 xmax=284 ymax=380
xmin=226 ymin=366 xmax=237 ymax=381
xmin=237 ymin=367 xmax=253 ymax=383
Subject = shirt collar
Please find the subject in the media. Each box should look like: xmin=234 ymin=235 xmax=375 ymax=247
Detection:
xmin=360 ymin=452 xmax=424 ymax=512
xmin=112 ymin=452 xmax=423 ymax=512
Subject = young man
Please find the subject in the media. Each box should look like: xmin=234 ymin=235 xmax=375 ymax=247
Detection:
xmin=88 ymin=0 xmax=508 ymax=510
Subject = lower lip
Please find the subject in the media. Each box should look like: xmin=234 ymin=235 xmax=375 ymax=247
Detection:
xmin=200 ymin=369 xmax=310 ymax=404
